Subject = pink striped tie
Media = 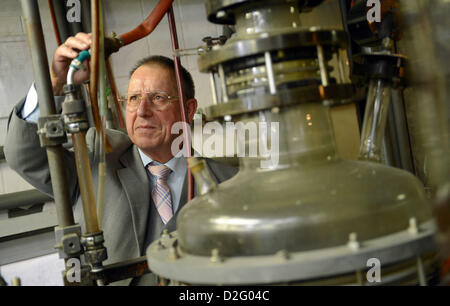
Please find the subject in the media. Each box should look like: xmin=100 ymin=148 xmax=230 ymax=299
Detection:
xmin=147 ymin=164 xmax=173 ymax=224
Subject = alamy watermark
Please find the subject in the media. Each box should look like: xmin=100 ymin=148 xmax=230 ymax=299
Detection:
xmin=171 ymin=118 xmax=280 ymax=169
xmin=366 ymin=257 xmax=381 ymax=283
xmin=66 ymin=0 xmax=81 ymax=23
xmin=367 ymin=0 xmax=382 ymax=23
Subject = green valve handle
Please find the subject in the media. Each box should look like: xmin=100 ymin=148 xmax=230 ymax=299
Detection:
xmin=77 ymin=50 xmax=91 ymax=62
xmin=70 ymin=49 xmax=91 ymax=70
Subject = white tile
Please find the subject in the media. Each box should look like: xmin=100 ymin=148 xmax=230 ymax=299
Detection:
xmin=114 ymin=75 xmax=131 ymax=98
xmin=0 ymin=0 xmax=22 ymax=18
xmin=109 ymin=38 xmax=151 ymax=79
xmin=103 ymin=0 xmax=145 ymax=32
xmin=0 ymin=16 xmax=24 ymax=36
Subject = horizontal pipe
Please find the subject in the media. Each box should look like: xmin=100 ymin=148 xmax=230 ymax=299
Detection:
xmin=0 ymin=190 xmax=53 ymax=211
xmin=119 ymin=0 xmax=174 ymax=46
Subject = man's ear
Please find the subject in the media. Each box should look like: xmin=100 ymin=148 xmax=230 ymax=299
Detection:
xmin=186 ymin=98 xmax=198 ymax=124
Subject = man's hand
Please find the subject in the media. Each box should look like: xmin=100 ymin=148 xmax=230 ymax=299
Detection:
xmin=50 ymin=32 xmax=92 ymax=95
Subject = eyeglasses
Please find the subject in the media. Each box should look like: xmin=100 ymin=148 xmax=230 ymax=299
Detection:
xmin=126 ymin=91 xmax=179 ymax=111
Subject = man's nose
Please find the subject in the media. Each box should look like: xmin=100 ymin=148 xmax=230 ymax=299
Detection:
xmin=136 ymin=96 xmax=154 ymax=117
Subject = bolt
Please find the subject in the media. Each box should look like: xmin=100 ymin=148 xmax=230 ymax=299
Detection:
xmin=408 ymin=217 xmax=419 ymax=235
xmin=210 ymin=248 xmax=223 ymax=263
xmin=168 ymin=247 xmax=179 ymax=261
xmin=11 ymin=277 xmax=21 ymax=286
xmin=161 ymin=229 xmax=171 ymax=239
xmin=347 ymin=232 xmax=360 ymax=251
xmin=157 ymin=240 xmax=165 ymax=250
xmin=276 ymin=249 xmax=290 ymax=260
xmin=216 ymin=10 xmax=226 ymax=19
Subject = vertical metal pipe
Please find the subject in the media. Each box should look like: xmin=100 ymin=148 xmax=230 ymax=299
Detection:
xmin=416 ymin=256 xmax=427 ymax=286
xmin=317 ymin=45 xmax=329 ymax=87
xmin=167 ymin=6 xmax=194 ymax=201
xmin=72 ymin=132 xmax=100 ymax=234
xmin=89 ymin=0 xmax=101 ymax=133
xmin=264 ymin=51 xmax=276 ymax=94
xmin=337 ymin=48 xmax=346 ymax=84
xmin=20 ymin=0 xmax=75 ymax=227
xmin=209 ymin=72 xmax=218 ymax=105
xmin=218 ymin=64 xmax=229 ymax=102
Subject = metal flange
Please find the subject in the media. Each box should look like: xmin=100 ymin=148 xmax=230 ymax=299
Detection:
xmin=204 ymin=83 xmax=355 ymax=120
xmin=147 ymin=220 xmax=436 ymax=285
xmin=198 ymin=29 xmax=349 ymax=72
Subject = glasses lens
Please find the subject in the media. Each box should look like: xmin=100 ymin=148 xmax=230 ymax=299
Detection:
xmin=152 ymin=92 xmax=169 ymax=107
xmin=127 ymin=94 xmax=140 ymax=109
xmin=126 ymin=92 xmax=174 ymax=110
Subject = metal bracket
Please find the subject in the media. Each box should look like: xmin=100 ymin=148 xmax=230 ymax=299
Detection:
xmin=37 ymin=115 xmax=67 ymax=147
xmin=54 ymin=224 xmax=83 ymax=259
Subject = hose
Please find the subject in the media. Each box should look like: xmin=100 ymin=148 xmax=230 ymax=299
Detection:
xmin=119 ymin=0 xmax=174 ymax=47
xmin=67 ymin=50 xmax=91 ymax=85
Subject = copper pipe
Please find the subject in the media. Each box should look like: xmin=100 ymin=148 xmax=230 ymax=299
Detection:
xmin=72 ymin=132 xmax=100 ymax=234
xmin=106 ymin=59 xmax=125 ymax=128
xmin=119 ymin=0 xmax=174 ymax=47
xmin=167 ymin=6 xmax=194 ymax=201
xmin=89 ymin=0 xmax=101 ymax=133
xmin=48 ymin=0 xmax=61 ymax=45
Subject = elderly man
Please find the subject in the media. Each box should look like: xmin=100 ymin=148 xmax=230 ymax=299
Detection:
xmin=4 ymin=33 xmax=238 ymax=285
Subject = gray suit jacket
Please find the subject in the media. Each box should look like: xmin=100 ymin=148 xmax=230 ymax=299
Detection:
xmin=4 ymin=100 xmax=238 ymax=285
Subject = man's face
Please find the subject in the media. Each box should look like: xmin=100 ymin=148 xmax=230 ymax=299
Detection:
xmin=126 ymin=64 xmax=196 ymax=160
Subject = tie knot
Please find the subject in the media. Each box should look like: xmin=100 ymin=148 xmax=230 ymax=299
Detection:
xmin=147 ymin=164 xmax=172 ymax=181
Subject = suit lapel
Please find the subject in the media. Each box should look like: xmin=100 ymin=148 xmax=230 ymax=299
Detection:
xmin=116 ymin=146 xmax=150 ymax=256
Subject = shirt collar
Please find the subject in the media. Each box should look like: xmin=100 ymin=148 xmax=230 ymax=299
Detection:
xmin=138 ymin=148 xmax=186 ymax=176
